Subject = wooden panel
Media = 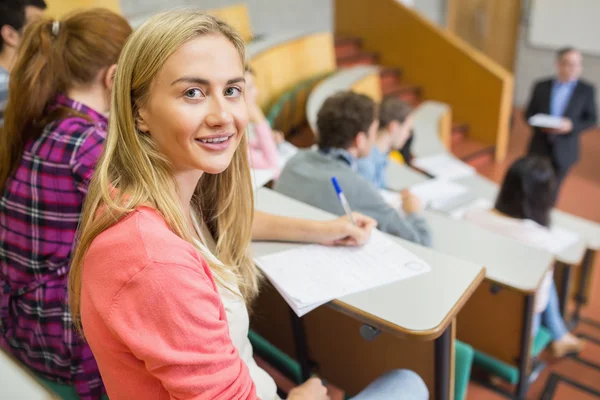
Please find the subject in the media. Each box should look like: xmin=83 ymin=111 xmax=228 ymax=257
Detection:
xmin=251 ymin=282 xmax=441 ymax=397
xmin=335 ymin=0 xmax=513 ymax=161
xmin=45 ymin=0 xmax=121 ymax=17
xmin=350 ymin=73 xmax=383 ymax=102
xmin=456 ymin=279 xmax=527 ymax=367
xmin=447 ymin=0 xmax=521 ymax=72
xmin=208 ymin=4 xmax=253 ymax=42
xmin=249 ymin=33 xmax=336 ymax=109
xmin=439 ymin=108 xmax=453 ymax=149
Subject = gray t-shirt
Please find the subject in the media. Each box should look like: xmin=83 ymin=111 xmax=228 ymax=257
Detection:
xmin=275 ymin=149 xmax=432 ymax=246
xmin=0 ymin=65 xmax=9 ymax=126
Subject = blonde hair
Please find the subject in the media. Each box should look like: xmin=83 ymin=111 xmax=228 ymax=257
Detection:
xmin=69 ymin=10 xmax=258 ymax=331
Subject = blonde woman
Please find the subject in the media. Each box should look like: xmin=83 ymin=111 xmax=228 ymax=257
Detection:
xmin=69 ymin=10 xmax=428 ymax=400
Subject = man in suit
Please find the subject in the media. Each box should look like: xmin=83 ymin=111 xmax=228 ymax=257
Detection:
xmin=525 ymin=47 xmax=597 ymax=203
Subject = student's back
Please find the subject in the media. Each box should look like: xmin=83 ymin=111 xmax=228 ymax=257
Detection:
xmin=0 ymin=9 xmax=131 ymax=399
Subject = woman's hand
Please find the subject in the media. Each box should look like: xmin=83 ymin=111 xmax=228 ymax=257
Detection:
xmin=319 ymin=213 xmax=377 ymax=246
xmin=287 ymin=377 xmax=330 ymax=400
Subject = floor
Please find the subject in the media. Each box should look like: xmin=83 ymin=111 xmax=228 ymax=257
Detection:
xmin=257 ymin=109 xmax=600 ymax=399
xmin=467 ymin=109 xmax=600 ymax=399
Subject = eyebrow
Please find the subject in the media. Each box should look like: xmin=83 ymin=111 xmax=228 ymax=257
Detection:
xmin=170 ymin=76 xmax=246 ymax=86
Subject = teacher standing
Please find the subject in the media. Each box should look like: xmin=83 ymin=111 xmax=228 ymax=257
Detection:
xmin=524 ymin=47 xmax=597 ymax=202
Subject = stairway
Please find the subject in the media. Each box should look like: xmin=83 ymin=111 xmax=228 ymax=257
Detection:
xmin=334 ymin=36 xmax=495 ymax=170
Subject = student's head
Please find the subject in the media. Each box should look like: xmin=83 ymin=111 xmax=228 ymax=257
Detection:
xmin=316 ymin=91 xmax=379 ymax=158
xmin=379 ymin=97 xmax=414 ymax=149
xmin=70 ymin=10 xmax=257 ymax=329
xmin=495 ymin=156 xmax=555 ymax=227
xmin=0 ymin=8 xmax=131 ymax=189
xmin=0 ymin=0 xmax=46 ymax=63
xmin=556 ymin=47 xmax=582 ymax=83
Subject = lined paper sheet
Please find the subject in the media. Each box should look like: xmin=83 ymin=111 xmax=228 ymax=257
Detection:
xmin=255 ymin=230 xmax=431 ymax=316
xmin=413 ymin=154 xmax=475 ymax=180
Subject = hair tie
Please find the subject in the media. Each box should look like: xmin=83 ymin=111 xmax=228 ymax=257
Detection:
xmin=51 ymin=20 xmax=60 ymax=37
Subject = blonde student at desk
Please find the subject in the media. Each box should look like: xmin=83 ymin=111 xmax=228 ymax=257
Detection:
xmin=464 ymin=156 xmax=584 ymax=357
xmin=69 ymin=11 xmax=428 ymax=400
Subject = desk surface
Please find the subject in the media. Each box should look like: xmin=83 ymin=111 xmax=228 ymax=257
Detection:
xmin=412 ymin=101 xmax=452 ymax=158
xmin=306 ymin=65 xmax=381 ymax=133
xmin=385 ymin=162 xmax=430 ymax=191
xmin=451 ymin=174 xmax=590 ymax=264
xmin=253 ymin=188 xmax=485 ymax=340
xmin=0 ymin=349 xmax=55 ymax=399
xmin=424 ymin=210 xmax=554 ymax=293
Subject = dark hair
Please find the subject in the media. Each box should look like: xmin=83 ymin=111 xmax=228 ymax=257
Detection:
xmin=0 ymin=0 xmax=27 ymax=52
xmin=494 ymin=156 xmax=555 ymax=227
xmin=316 ymin=91 xmax=377 ymax=150
xmin=26 ymin=0 xmax=47 ymax=9
xmin=0 ymin=9 xmax=132 ymax=189
xmin=557 ymin=46 xmax=578 ymax=60
xmin=380 ymin=96 xmax=413 ymax=127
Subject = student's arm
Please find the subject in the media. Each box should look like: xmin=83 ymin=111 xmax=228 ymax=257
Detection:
xmin=350 ymin=182 xmax=432 ymax=246
xmin=252 ymin=210 xmax=376 ymax=246
xmin=573 ymin=85 xmax=597 ymax=134
xmin=69 ymin=124 xmax=106 ymax=195
xmin=106 ymin=261 xmax=257 ymax=400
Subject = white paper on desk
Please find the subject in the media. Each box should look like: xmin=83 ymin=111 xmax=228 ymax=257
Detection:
xmin=379 ymin=189 xmax=402 ymax=209
xmin=412 ymin=154 xmax=475 ymax=180
xmin=528 ymin=114 xmax=564 ymax=129
xmin=409 ymin=179 xmax=468 ymax=210
xmin=250 ymin=168 xmax=275 ymax=191
xmin=548 ymin=227 xmax=581 ymax=254
xmin=255 ymin=230 xmax=431 ymax=316
xmin=449 ymin=198 xmax=493 ymax=220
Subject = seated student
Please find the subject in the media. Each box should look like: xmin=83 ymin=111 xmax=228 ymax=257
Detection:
xmin=69 ymin=11 xmax=429 ymax=400
xmin=245 ymin=67 xmax=297 ymax=177
xmin=357 ymin=97 xmax=414 ymax=189
xmin=0 ymin=9 xmax=132 ymax=399
xmin=0 ymin=0 xmax=47 ymax=125
xmin=276 ymin=92 xmax=432 ymax=246
xmin=464 ymin=156 xmax=583 ymax=357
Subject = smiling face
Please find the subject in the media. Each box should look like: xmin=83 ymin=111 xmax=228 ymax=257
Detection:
xmin=137 ymin=34 xmax=247 ymax=177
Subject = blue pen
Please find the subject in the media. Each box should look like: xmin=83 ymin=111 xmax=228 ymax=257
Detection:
xmin=331 ymin=177 xmax=356 ymax=226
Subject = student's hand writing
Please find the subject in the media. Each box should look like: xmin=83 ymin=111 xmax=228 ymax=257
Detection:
xmin=401 ymin=190 xmax=423 ymax=214
xmin=319 ymin=213 xmax=377 ymax=247
xmin=287 ymin=377 xmax=330 ymax=400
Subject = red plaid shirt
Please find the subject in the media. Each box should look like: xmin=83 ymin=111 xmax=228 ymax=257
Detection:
xmin=0 ymin=94 xmax=107 ymax=399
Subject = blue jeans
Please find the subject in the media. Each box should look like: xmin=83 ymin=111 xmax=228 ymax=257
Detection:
xmin=532 ymin=281 xmax=569 ymax=341
xmin=350 ymin=369 xmax=429 ymax=400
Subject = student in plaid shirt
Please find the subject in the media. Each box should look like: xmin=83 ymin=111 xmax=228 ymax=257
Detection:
xmin=0 ymin=9 xmax=131 ymax=399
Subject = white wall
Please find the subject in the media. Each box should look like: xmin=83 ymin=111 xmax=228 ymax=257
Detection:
xmin=122 ymin=0 xmax=333 ymax=35
xmin=514 ymin=0 xmax=600 ymax=110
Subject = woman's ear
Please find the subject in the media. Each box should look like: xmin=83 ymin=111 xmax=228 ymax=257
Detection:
xmin=136 ymin=109 xmax=150 ymax=134
xmin=104 ymin=64 xmax=118 ymax=90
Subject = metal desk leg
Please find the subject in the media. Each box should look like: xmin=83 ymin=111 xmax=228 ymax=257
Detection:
xmin=290 ymin=311 xmax=312 ymax=381
xmin=559 ymin=263 xmax=572 ymax=318
xmin=435 ymin=324 xmax=452 ymax=400
xmin=516 ymin=294 xmax=535 ymax=399
xmin=573 ymin=249 xmax=594 ymax=324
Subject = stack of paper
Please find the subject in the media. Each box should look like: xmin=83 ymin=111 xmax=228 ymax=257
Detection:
xmin=251 ymin=168 xmax=275 ymax=191
xmin=449 ymin=198 xmax=494 ymax=220
xmin=412 ymin=154 xmax=475 ymax=180
xmin=409 ymin=179 xmax=469 ymax=210
xmin=528 ymin=114 xmax=564 ymax=129
xmin=255 ymin=230 xmax=431 ymax=316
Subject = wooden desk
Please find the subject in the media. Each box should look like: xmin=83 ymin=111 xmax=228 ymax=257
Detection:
xmin=251 ymin=188 xmax=484 ymax=399
xmin=0 ymin=349 xmax=57 ymax=399
xmin=420 ymin=210 xmax=555 ymax=398
xmin=449 ymin=173 xmax=593 ymax=321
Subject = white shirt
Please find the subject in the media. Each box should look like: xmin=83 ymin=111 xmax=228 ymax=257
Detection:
xmin=193 ymin=218 xmax=279 ymax=400
xmin=464 ymin=208 xmax=556 ymax=313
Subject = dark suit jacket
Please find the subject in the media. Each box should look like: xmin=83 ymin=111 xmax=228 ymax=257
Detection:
xmin=525 ymin=78 xmax=597 ymax=169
